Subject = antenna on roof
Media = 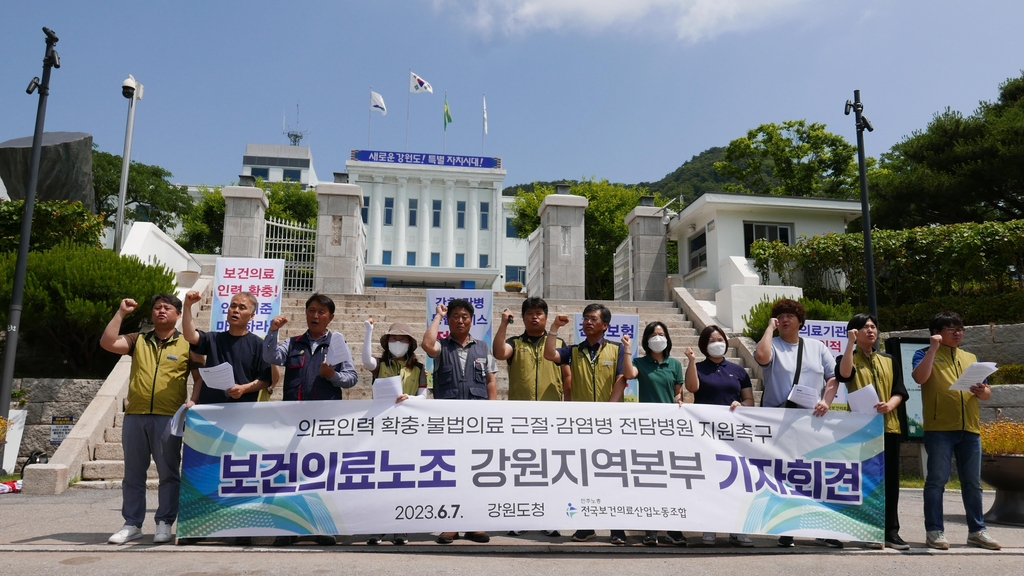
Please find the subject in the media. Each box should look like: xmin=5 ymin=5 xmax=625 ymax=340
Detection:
xmin=284 ymin=102 xmax=309 ymax=146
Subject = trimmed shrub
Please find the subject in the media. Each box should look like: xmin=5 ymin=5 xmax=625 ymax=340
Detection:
xmin=742 ymin=296 xmax=855 ymax=338
xmin=0 ymin=241 xmax=176 ymax=376
xmin=0 ymin=200 xmax=105 ymax=253
xmin=878 ymin=291 xmax=1024 ymax=331
xmin=988 ymin=364 xmax=1024 ymax=385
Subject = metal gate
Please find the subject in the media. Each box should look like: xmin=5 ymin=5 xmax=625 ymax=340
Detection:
xmin=264 ymin=216 xmax=316 ymax=293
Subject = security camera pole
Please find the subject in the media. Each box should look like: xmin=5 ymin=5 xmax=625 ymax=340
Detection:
xmin=0 ymin=27 xmax=60 ymax=473
xmin=846 ymin=89 xmax=878 ymax=320
xmin=112 ymin=75 xmax=143 ymax=252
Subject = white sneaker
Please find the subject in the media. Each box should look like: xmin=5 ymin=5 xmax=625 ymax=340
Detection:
xmin=967 ymin=530 xmax=1001 ymax=550
xmin=153 ymin=521 xmax=174 ymax=544
xmin=702 ymin=532 xmax=716 ymax=545
xmin=926 ymin=530 xmax=949 ymax=550
xmin=108 ymin=524 xmax=142 ymax=544
xmin=729 ymin=534 xmax=754 ymax=547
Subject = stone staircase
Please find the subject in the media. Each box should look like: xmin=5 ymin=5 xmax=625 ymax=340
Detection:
xmin=78 ymin=287 xmax=759 ymax=487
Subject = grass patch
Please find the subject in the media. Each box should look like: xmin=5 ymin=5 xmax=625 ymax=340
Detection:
xmin=900 ymin=472 xmax=995 ymax=490
xmin=0 ymin=473 xmax=20 ymax=482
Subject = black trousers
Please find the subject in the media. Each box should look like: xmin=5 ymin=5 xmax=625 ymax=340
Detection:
xmin=884 ymin=432 xmax=902 ymax=538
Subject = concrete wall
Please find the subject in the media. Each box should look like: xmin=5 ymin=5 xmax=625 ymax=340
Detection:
xmin=119 ymin=222 xmax=201 ymax=274
xmin=7 ymin=378 xmax=104 ymax=465
xmin=886 ymin=322 xmax=1024 ymax=367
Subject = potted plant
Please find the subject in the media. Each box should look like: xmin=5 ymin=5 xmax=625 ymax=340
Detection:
xmin=504 ymin=281 xmax=523 ymax=293
xmin=980 ymin=418 xmax=1024 ymax=526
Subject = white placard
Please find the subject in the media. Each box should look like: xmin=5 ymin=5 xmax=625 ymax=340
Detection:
xmin=198 ymin=363 xmax=237 ymax=391
xmin=847 ymin=385 xmax=881 ymax=414
xmin=372 ymin=376 xmax=403 ymax=403
xmin=950 ymin=361 xmax=998 ymax=392
xmin=211 ymin=258 xmax=285 ymax=337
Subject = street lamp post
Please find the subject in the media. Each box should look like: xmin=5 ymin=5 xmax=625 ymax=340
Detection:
xmin=112 ymin=74 xmax=143 ymax=252
xmin=845 ymin=90 xmax=877 ymax=320
xmin=0 ymin=27 xmax=60 ymax=474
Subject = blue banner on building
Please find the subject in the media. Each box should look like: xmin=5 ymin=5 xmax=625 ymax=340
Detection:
xmin=352 ymin=150 xmax=501 ymax=169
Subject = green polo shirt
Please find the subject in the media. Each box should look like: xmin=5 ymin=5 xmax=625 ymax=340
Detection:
xmin=635 ymin=355 xmax=684 ymax=404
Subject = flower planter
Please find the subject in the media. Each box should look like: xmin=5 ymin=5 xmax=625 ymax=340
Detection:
xmin=980 ymin=453 xmax=1024 ymax=526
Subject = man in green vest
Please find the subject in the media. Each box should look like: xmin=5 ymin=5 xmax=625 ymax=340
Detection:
xmin=493 ymin=297 xmax=571 ymax=402
xmin=544 ymin=303 xmax=634 ymax=545
xmin=911 ymin=311 xmax=1000 ymax=551
xmin=493 ymin=296 xmax=571 ymax=538
xmin=100 ymin=294 xmax=199 ymax=545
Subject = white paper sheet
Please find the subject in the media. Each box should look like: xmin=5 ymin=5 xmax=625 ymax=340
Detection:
xmin=169 ymin=404 xmax=188 ymax=437
xmin=2 ymin=410 xmax=27 ymax=473
xmin=787 ymin=384 xmax=820 ymax=409
xmin=847 ymin=384 xmax=881 ymax=414
xmin=325 ymin=332 xmax=348 ymax=366
xmin=198 ymin=363 xmax=236 ymax=390
xmin=950 ymin=361 xmax=998 ymax=392
xmin=372 ymin=376 xmax=403 ymax=404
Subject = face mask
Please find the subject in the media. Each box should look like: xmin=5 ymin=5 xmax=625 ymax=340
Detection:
xmin=388 ymin=340 xmax=410 ymax=358
xmin=648 ymin=336 xmax=668 ymax=353
xmin=707 ymin=341 xmax=728 ymax=358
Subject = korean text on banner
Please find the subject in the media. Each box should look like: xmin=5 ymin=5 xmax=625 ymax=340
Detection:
xmin=573 ymin=313 xmax=640 ymax=402
xmin=178 ymin=401 xmax=883 ymax=541
xmin=212 ymin=258 xmax=285 ymax=337
xmin=424 ymin=289 xmax=493 ymax=388
xmin=801 ymin=320 xmax=851 ymax=411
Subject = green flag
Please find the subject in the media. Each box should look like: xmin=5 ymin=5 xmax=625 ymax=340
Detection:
xmin=443 ymin=94 xmax=452 ymax=131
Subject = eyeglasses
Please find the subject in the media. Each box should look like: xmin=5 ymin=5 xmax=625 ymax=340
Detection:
xmin=582 ymin=316 xmax=602 ymax=324
xmin=941 ymin=327 xmax=965 ymax=334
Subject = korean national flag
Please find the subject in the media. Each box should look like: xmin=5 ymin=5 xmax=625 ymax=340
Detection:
xmin=410 ymin=71 xmax=433 ymax=94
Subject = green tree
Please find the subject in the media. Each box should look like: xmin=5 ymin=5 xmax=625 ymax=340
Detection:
xmin=92 ymin=148 xmax=194 ymax=233
xmin=714 ymin=120 xmax=858 ymax=198
xmin=261 ymin=180 xmax=318 ymax=226
xmin=511 ymin=178 xmax=670 ymax=300
xmin=176 ymin=186 xmax=224 ymax=254
xmin=870 ymin=72 xmax=1024 ymax=229
xmin=639 ymin=146 xmax=736 ymax=203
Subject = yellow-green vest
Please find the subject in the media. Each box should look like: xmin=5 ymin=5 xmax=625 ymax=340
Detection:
xmin=845 ymin=348 xmax=900 ymax=434
xmin=571 ymin=340 xmax=621 ymax=402
xmin=507 ymin=334 xmax=564 ymax=401
xmin=922 ymin=345 xmax=981 ymax=434
xmin=376 ymin=359 xmax=424 ymax=396
xmin=126 ymin=331 xmax=191 ymax=416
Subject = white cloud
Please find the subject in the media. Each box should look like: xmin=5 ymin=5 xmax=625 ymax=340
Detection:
xmin=435 ymin=0 xmax=813 ymax=42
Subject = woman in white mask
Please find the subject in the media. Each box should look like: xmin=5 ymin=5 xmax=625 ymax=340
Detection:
xmin=684 ymin=325 xmax=755 ymax=548
xmin=627 ymin=321 xmax=687 ymax=547
xmin=361 ymin=318 xmax=427 ymax=546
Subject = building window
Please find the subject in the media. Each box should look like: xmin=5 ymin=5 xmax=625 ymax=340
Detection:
xmin=406 ymin=252 xmax=416 ymax=266
xmin=250 ymin=167 xmax=269 ymax=180
xmin=688 ymin=232 xmax=707 ymax=273
xmin=457 ymin=201 xmax=466 ymax=229
xmin=506 ymin=217 xmax=517 ymax=238
xmin=506 ymin=265 xmax=525 ymax=283
xmin=384 ymin=197 xmax=394 ymax=226
xmin=408 ymin=198 xmax=418 ymax=227
xmin=430 ymin=252 xmax=440 ymax=267
xmin=382 ymin=251 xmax=392 ymax=265
xmin=362 ymin=196 xmax=369 ymax=224
xmin=432 ymin=200 xmax=442 ymax=228
xmin=480 ymin=202 xmax=489 ymax=230
xmin=479 ymin=254 xmax=489 ymax=268
xmin=455 ymin=253 xmax=465 ymax=268
xmin=743 ymin=222 xmax=792 ymax=258
xmin=282 ymin=169 xmax=301 ymax=182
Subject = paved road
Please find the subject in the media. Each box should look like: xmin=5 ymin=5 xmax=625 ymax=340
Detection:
xmin=1 ymin=487 xmax=1021 ymax=574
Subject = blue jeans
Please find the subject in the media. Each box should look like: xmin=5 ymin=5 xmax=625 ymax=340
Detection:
xmin=923 ymin=430 xmax=985 ymax=533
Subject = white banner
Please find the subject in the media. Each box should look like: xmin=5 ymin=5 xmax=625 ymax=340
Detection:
xmin=179 ymin=400 xmax=884 ymax=541
xmin=572 ymin=313 xmax=640 ymax=402
xmin=211 ymin=258 xmax=285 ymax=337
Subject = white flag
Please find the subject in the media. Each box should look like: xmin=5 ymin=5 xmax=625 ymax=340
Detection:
xmin=370 ymin=90 xmax=387 ymax=115
xmin=483 ymin=94 xmax=488 ymax=135
xmin=410 ymin=71 xmax=433 ymax=94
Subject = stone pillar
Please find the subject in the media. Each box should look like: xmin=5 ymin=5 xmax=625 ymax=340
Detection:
xmin=221 ymin=185 xmax=268 ymax=258
xmin=314 ymin=183 xmax=365 ymax=294
xmin=442 ymin=179 xmax=456 ymax=267
xmin=467 ymin=180 xmax=480 ymax=268
xmin=624 ymin=206 xmax=668 ymax=301
xmin=419 ymin=178 xmax=432 ymax=267
xmin=537 ymin=193 xmax=588 ymax=299
xmin=492 ymin=182 xmax=501 ymax=273
xmin=394 ymin=177 xmax=408 ymax=266
xmin=367 ymin=176 xmax=384 ymax=265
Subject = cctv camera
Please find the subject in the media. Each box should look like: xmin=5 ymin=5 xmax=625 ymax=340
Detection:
xmin=26 ymin=76 xmax=40 ymax=94
xmin=122 ymin=75 xmax=137 ymax=99
xmin=844 ymin=100 xmax=853 ymax=115
xmin=861 ymin=116 xmax=874 ymax=132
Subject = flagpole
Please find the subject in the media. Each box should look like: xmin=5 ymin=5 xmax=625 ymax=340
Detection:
xmin=482 ymin=92 xmax=486 ymax=154
xmin=367 ymin=86 xmax=373 ymax=148
xmin=405 ymin=69 xmax=412 ymax=151
xmin=443 ymin=90 xmax=447 ymax=155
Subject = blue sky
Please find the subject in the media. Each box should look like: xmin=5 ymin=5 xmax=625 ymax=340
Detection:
xmin=2 ymin=0 xmax=1023 ymax=189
